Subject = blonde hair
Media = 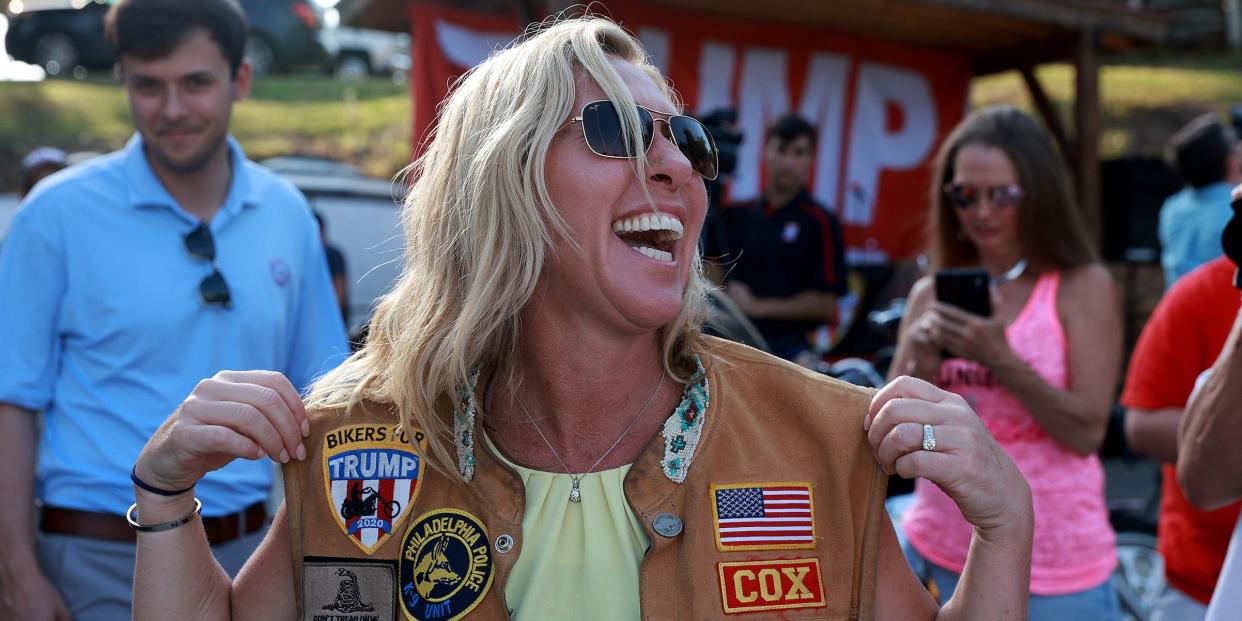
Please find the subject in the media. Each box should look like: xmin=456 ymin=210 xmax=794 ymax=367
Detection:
xmin=306 ymin=15 xmax=709 ymax=482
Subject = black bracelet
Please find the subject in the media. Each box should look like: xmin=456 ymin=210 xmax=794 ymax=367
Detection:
xmin=130 ymin=465 xmax=194 ymax=497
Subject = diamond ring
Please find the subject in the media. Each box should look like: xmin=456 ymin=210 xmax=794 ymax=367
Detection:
xmin=921 ymin=424 xmax=937 ymax=451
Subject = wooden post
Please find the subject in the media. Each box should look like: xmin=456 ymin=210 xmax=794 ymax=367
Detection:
xmin=1075 ymin=28 xmax=1102 ymax=250
xmin=1019 ymin=65 xmax=1073 ymax=169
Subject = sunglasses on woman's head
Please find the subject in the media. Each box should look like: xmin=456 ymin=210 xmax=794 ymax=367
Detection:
xmin=568 ymin=99 xmax=720 ymax=181
xmin=943 ymin=183 xmax=1023 ymax=211
xmin=184 ymin=222 xmax=232 ymax=309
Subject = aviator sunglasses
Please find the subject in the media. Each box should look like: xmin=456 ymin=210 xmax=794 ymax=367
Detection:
xmin=943 ymin=183 xmax=1023 ymax=211
xmin=569 ymin=99 xmax=720 ymax=181
xmin=184 ymin=223 xmax=232 ymax=309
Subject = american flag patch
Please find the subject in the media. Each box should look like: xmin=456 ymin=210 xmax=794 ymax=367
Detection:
xmin=711 ymin=482 xmax=815 ymax=551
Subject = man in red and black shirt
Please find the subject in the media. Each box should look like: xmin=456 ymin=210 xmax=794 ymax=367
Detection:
xmin=724 ymin=114 xmax=848 ymax=360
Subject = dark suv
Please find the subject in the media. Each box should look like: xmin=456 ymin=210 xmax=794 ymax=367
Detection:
xmin=4 ymin=0 xmax=327 ymax=76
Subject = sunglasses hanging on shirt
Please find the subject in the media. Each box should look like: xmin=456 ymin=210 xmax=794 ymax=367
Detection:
xmin=184 ymin=222 xmax=232 ymax=309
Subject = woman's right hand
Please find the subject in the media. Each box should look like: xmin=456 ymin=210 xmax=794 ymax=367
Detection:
xmin=134 ymin=370 xmax=309 ymax=493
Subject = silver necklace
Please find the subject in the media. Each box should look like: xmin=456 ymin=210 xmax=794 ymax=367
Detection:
xmin=990 ymin=258 xmax=1029 ymax=287
xmin=510 ymin=372 xmax=666 ymax=503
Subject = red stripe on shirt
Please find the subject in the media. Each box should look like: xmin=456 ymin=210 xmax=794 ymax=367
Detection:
xmin=797 ymin=201 xmax=839 ymax=285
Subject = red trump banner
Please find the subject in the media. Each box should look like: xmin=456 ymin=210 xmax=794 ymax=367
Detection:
xmin=410 ymin=3 xmax=972 ymax=262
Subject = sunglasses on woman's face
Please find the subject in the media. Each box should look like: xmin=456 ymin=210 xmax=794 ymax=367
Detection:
xmin=568 ymin=99 xmax=720 ymax=181
xmin=184 ymin=223 xmax=232 ymax=309
xmin=943 ymin=183 xmax=1023 ymax=211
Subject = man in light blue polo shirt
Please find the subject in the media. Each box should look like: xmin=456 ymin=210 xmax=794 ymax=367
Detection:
xmin=1159 ymin=113 xmax=1241 ymax=289
xmin=0 ymin=1 xmax=348 ymax=619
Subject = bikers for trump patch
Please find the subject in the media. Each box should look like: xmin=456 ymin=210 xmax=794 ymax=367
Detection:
xmin=302 ymin=557 xmax=397 ymax=621
xmin=711 ymin=481 xmax=816 ymax=551
xmin=399 ymin=509 xmax=494 ymax=621
xmin=323 ymin=423 xmax=428 ymax=554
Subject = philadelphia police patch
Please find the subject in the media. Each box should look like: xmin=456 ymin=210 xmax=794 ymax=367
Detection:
xmin=323 ymin=423 xmax=428 ymax=555
xmin=399 ymin=509 xmax=494 ymax=621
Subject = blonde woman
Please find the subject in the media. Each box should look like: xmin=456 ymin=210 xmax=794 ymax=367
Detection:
xmin=130 ymin=16 xmax=1033 ymax=620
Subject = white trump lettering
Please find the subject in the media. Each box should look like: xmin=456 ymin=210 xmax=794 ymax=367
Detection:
xmin=733 ymin=47 xmax=790 ymax=200
xmin=798 ymin=52 xmax=850 ymax=213
xmin=330 ymin=451 xmax=419 ymax=480
xmin=842 ymin=63 xmax=935 ymax=226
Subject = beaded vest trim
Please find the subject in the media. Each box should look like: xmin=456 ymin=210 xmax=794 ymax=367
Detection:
xmin=453 ymin=357 xmax=709 ymax=484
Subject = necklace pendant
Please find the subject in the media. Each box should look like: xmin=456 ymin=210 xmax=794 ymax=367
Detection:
xmin=569 ymin=479 xmax=582 ymax=503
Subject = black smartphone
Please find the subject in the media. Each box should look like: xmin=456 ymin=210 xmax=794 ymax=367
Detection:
xmin=935 ymin=268 xmax=992 ymax=317
xmin=934 ymin=269 xmax=991 ymax=359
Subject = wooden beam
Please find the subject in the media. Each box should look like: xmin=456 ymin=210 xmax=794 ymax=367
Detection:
xmin=1020 ymin=65 xmax=1074 ymax=169
xmin=972 ymin=35 xmax=1077 ymax=75
xmin=910 ymin=0 xmax=1168 ymax=42
xmin=1075 ymin=28 xmax=1103 ymax=250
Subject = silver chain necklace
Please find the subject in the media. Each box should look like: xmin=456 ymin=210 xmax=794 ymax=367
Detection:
xmin=510 ymin=372 xmax=666 ymax=503
xmin=990 ymin=258 xmax=1029 ymax=287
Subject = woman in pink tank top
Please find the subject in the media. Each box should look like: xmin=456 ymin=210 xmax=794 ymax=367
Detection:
xmin=888 ymin=106 xmax=1124 ymax=620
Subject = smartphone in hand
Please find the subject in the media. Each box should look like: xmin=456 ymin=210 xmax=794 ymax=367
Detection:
xmin=935 ymin=268 xmax=992 ymax=317
xmin=935 ymin=269 xmax=991 ymax=359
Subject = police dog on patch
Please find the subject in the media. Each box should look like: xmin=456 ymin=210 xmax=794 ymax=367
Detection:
xmin=413 ymin=538 xmax=461 ymax=598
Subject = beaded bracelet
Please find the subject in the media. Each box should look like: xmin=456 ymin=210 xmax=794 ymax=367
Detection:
xmin=126 ymin=498 xmax=202 ymax=533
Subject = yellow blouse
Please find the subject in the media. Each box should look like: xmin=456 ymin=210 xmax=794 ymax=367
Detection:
xmin=484 ymin=433 xmax=650 ymax=620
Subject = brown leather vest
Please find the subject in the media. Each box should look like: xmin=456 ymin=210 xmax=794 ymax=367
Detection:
xmin=284 ymin=337 xmax=886 ymax=620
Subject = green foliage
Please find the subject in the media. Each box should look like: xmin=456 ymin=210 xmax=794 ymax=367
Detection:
xmin=0 ymin=74 xmax=410 ymax=191
xmin=972 ymin=53 xmax=1242 ymax=158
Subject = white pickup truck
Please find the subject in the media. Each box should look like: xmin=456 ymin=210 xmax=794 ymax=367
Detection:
xmin=319 ymin=25 xmax=410 ymax=79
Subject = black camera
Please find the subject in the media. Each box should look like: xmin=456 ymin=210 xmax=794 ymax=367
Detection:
xmin=698 ymin=108 xmax=744 ymax=266
xmin=1225 ymin=195 xmax=1242 ymax=288
xmin=701 ymin=108 xmax=742 ymax=180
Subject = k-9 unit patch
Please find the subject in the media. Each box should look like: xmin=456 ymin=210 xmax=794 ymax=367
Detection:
xmin=323 ymin=423 xmax=428 ymax=554
xmin=302 ymin=556 xmax=397 ymax=621
xmin=711 ymin=481 xmax=816 ymax=551
xmin=718 ymin=558 xmax=827 ymax=615
xmin=399 ymin=509 xmax=494 ymax=621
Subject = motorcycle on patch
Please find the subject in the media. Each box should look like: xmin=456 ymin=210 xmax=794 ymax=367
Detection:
xmin=341 ymin=483 xmax=402 ymax=521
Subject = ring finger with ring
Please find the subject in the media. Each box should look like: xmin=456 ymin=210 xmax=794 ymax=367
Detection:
xmin=875 ymin=421 xmax=951 ymax=475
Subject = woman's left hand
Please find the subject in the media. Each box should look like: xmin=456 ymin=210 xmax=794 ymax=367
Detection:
xmin=928 ymin=302 xmax=1013 ymax=369
xmin=865 ymin=375 xmax=1031 ymax=533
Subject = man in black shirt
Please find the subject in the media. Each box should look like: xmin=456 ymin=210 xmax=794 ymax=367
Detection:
xmin=724 ymin=114 xmax=848 ymax=360
xmin=314 ymin=211 xmax=349 ymax=326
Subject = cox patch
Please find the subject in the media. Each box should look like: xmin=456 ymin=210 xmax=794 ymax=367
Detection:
xmin=718 ymin=558 xmax=827 ymax=614
xmin=399 ymin=509 xmax=494 ymax=621
xmin=323 ymin=424 xmax=427 ymax=554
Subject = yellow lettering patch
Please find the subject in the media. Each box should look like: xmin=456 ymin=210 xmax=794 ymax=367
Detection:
xmin=717 ymin=558 xmax=827 ymax=614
